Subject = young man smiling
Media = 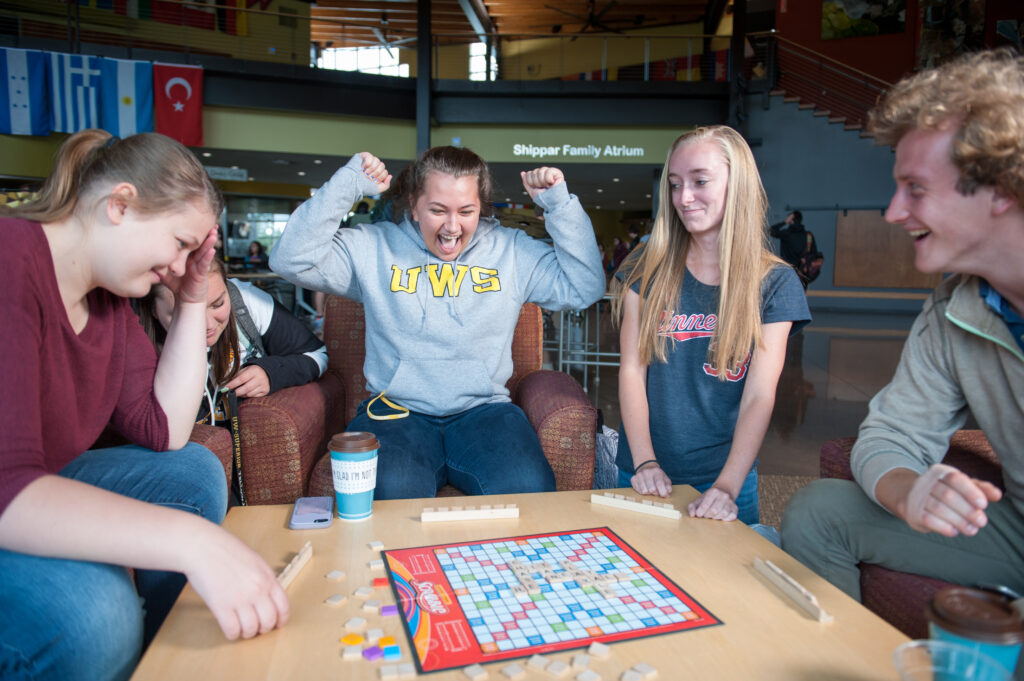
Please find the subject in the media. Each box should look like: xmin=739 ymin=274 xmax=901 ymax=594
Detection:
xmin=781 ymin=49 xmax=1024 ymax=604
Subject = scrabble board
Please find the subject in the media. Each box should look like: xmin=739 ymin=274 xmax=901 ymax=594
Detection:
xmin=383 ymin=528 xmax=720 ymax=672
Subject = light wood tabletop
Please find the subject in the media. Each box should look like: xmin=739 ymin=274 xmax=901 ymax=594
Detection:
xmin=132 ymin=486 xmax=908 ymax=680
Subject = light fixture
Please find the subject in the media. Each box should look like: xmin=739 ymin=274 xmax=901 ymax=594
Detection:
xmin=505 ymin=198 xmax=511 ymax=202
xmin=298 ymin=171 xmax=307 ymax=176
xmin=314 ymin=159 xmax=323 ymax=165
xmin=595 ymin=205 xmax=601 ymax=210
xmin=645 ymin=193 xmax=652 ymax=198
xmin=612 ymin=178 xmax=620 ymax=182
xmin=201 ymin=151 xmax=212 ymax=158
xmin=619 ymin=200 xmax=625 ymax=204
xmin=596 ymin=188 xmax=603 ymax=193
xmin=231 ymin=165 xmax=239 ymax=170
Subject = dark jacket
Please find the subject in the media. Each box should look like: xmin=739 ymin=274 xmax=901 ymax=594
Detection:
xmin=770 ymin=220 xmax=814 ymax=270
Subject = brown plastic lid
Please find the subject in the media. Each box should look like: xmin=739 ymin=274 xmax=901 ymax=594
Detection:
xmin=927 ymin=586 xmax=1024 ymax=645
xmin=329 ymin=432 xmax=380 ymax=453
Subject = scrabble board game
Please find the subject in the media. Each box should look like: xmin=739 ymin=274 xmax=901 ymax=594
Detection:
xmin=383 ymin=528 xmax=720 ymax=672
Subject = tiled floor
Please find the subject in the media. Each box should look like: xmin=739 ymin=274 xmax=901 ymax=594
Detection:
xmin=545 ymin=304 xmax=922 ymax=479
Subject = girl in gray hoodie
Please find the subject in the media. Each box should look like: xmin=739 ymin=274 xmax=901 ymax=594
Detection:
xmin=270 ymin=146 xmax=605 ymax=498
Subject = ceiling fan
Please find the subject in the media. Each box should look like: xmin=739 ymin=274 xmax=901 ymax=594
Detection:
xmin=544 ymin=0 xmax=623 ymax=38
xmin=371 ymin=12 xmax=415 ymax=57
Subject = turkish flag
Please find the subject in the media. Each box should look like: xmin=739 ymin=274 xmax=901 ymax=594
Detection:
xmin=154 ymin=63 xmax=203 ymax=146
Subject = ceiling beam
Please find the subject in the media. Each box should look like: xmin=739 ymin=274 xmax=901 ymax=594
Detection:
xmin=457 ymin=0 xmax=493 ymax=43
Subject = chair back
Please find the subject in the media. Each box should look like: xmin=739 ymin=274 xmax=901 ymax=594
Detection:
xmin=323 ymin=295 xmax=543 ymax=425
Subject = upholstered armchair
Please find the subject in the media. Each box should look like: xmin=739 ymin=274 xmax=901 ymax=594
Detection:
xmin=819 ymin=430 xmax=1004 ymax=639
xmin=307 ymin=295 xmax=598 ymax=496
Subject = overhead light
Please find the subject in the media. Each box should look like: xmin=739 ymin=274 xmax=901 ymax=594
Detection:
xmin=596 ymin=188 xmax=603 ymax=193
xmin=272 ymin=158 xmax=291 ymax=166
xmin=619 ymin=200 xmax=625 ymax=204
xmin=505 ymin=197 xmax=511 ymax=202
xmin=314 ymin=159 xmax=323 ymax=165
xmin=595 ymin=205 xmax=601 ymax=210
xmin=201 ymin=151 xmax=212 ymax=158
xmin=248 ymin=177 xmax=255 ymax=181
xmin=612 ymin=178 xmax=620 ymax=182
xmin=645 ymin=193 xmax=652 ymax=198
xmin=231 ymin=165 xmax=239 ymax=170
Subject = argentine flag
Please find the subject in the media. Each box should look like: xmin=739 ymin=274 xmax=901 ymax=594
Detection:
xmin=48 ymin=52 xmax=101 ymax=133
xmin=100 ymin=58 xmax=153 ymax=136
xmin=0 ymin=48 xmax=49 ymax=136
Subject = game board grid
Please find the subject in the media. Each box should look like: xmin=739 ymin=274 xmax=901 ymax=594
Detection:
xmin=383 ymin=528 xmax=720 ymax=672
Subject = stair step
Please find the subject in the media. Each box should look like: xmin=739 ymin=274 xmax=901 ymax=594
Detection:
xmin=828 ymin=116 xmax=847 ymax=124
xmin=783 ymin=96 xmax=800 ymax=103
xmin=859 ymin=130 xmax=877 ymax=139
xmin=798 ymin=103 xmax=815 ymax=110
xmin=844 ymin=123 xmax=863 ymax=131
xmin=769 ymin=89 xmax=786 ymax=97
xmin=812 ymin=110 xmax=831 ymax=117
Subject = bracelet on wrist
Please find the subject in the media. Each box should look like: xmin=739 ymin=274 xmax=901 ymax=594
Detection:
xmin=633 ymin=459 xmax=660 ymax=473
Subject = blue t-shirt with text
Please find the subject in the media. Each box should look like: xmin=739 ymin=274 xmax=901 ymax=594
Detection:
xmin=616 ymin=264 xmax=810 ymax=486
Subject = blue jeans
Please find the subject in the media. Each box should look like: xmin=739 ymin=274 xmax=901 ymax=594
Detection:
xmin=0 ymin=443 xmax=227 ymax=681
xmin=348 ymin=401 xmax=556 ymax=499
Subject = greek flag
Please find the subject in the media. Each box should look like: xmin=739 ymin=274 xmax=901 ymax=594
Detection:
xmin=48 ymin=52 xmax=101 ymax=133
xmin=99 ymin=57 xmax=153 ymax=136
xmin=0 ymin=48 xmax=49 ymax=136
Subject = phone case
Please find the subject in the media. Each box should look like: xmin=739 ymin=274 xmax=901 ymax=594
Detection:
xmin=289 ymin=495 xmax=334 ymax=529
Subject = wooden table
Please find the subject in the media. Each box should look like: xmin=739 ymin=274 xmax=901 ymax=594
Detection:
xmin=132 ymin=487 xmax=908 ymax=680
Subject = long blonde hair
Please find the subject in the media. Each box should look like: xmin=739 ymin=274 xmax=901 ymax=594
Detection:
xmin=613 ymin=126 xmax=783 ymax=377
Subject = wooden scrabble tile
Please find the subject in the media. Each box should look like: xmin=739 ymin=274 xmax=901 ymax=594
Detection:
xmin=631 ymin=662 xmax=657 ymax=680
xmin=619 ymin=672 xmax=643 ymax=681
xmin=342 ymin=645 xmax=362 ymax=661
xmin=463 ymin=663 xmax=488 ymax=681
xmin=397 ymin=663 xmax=416 ymax=680
xmin=589 ymin=492 xmax=682 ymax=519
xmin=501 ymin=663 xmax=526 ymax=680
xmin=571 ymin=654 xmax=591 ymax=670
xmin=527 ymin=654 xmax=549 ymax=671
xmin=588 ymin=641 xmax=610 ymax=659
xmin=547 ymin=660 xmax=571 ymax=678
xmin=380 ymin=665 xmax=400 ymax=680
xmin=576 ymin=670 xmax=601 ymax=681
xmin=323 ymin=593 xmax=347 ymax=607
xmin=368 ymin=540 xmax=385 ymax=551
xmin=344 ymin=617 xmax=366 ymax=632
xmin=325 ymin=570 xmax=346 ymax=581
xmin=354 ymin=586 xmax=375 ymax=598
xmin=368 ymin=559 xmax=386 ymax=572
xmin=363 ymin=598 xmax=382 ymax=613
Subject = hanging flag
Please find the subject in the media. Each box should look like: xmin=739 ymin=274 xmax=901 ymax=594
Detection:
xmin=48 ymin=52 xmax=102 ymax=133
xmin=99 ymin=57 xmax=153 ymax=137
xmin=153 ymin=62 xmax=202 ymax=146
xmin=0 ymin=48 xmax=50 ymax=136
xmin=113 ymin=0 xmax=151 ymax=20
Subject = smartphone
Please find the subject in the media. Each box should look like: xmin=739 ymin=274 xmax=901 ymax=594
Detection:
xmin=289 ymin=496 xmax=334 ymax=530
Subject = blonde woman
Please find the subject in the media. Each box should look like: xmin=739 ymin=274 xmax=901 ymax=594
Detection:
xmin=614 ymin=126 xmax=810 ymax=527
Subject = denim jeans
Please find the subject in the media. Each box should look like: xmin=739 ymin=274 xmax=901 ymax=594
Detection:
xmin=0 ymin=443 xmax=226 ymax=681
xmin=348 ymin=401 xmax=556 ymax=499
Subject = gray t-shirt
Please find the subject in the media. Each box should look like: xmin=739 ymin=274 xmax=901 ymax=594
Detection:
xmin=616 ymin=264 xmax=810 ymax=486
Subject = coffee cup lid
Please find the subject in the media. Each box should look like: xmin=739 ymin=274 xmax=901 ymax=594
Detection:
xmin=329 ymin=432 xmax=380 ymax=453
xmin=928 ymin=586 xmax=1024 ymax=645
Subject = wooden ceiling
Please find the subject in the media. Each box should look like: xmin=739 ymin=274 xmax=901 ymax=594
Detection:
xmin=311 ymin=0 xmax=716 ymax=50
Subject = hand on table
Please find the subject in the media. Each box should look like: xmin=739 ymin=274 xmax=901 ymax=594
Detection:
xmin=225 ymin=365 xmax=271 ymax=399
xmin=687 ymin=486 xmax=738 ymax=522
xmin=185 ymin=525 xmax=290 ymax=640
xmin=904 ymin=463 xmax=1002 ymax=536
xmin=631 ymin=464 xmax=672 ymax=498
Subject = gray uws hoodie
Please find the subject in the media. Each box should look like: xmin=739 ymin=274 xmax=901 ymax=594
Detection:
xmin=270 ymin=155 xmax=606 ymax=416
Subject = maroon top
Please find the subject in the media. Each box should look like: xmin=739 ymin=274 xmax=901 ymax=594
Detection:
xmin=0 ymin=218 xmax=168 ymax=515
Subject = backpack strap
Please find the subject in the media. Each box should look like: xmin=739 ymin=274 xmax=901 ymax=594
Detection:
xmin=226 ymin=280 xmax=266 ymax=359
xmin=805 ymin=232 xmax=815 ymax=255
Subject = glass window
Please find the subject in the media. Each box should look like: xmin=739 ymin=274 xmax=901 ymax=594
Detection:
xmin=469 ymin=41 xmax=496 ymax=81
xmin=317 ymin=46 xmax=409 ymax=78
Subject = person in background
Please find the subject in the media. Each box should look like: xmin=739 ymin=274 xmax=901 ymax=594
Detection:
xmin=270 ymin=146 xmax=606 ymax=499
xmin=782 ymin=49 xmax=1024 ymax=605
xmin=769 ymin=210 xmax=817 ymax=289
xmin=614 ymin=126 xmax=810 ymax=536
xmin=246 ymin=240 xmax=268 ymax=269
xmin=0 ymin=130 xmax=288 ymax=681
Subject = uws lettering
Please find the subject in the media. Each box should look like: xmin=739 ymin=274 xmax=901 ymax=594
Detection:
xmin=415 ymin=580 xmax=448 ymax=614
xmin=390 ymin=263 xmax=501 ymax=296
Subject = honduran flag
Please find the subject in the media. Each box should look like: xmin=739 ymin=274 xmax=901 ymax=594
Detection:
xmin=48 ymin=52 xmax=102 ymax=133
xmin=0 ymin=48 xmax=50 ymax=136
xmin=99 ymin=57 xmax=153 ymax=136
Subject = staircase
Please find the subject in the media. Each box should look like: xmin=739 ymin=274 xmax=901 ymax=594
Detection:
xmin=761 ymin=34 xmax=892 ymax=136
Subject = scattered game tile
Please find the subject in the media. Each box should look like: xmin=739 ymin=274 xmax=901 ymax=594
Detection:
xmin=363 ymin=599 xmax=383 ymax=613
xmin=344 ymin=617 xmax=366 ymax=632
xmin=368 ymin=559 xmax=385 ymax=572
xmin=383 ymin=645 xmax=402 ymax=660
xmin=501 ymin=663 xmax=526 ymax=680
xmin=620 ymin=672 xmax=642 ymax=681
xmin=325 ymin=570 xmax=345 ymax=581
xmin=588 ymin=641 xmax=610 ymax=659
xmin=380 ymin=665 xmax=400 ymax=680
xmin=323 ymin=593 xmax=347 ymax=607
xmin=369 ymin=540 xmax=385 ymax=551
xmin=463 ymin=663 xmax=488 ymax=680
xmin=366 ymin=628 xmax=383 ymax=644
xmin=631 ymin=663 xmax=657 ymax=680
xmin=397 ymin=663 xmax=416 ymax=680
xmin=576 ymin=670 xmax=601 ymax=681
xmin=354 ymin=586 xmax=375 ymax=599
xmin=340 ymin=633 xmax=363 ymax=646
xmin=373 ymin=577 xmax=390 ymax=588
xmin=547 ymin=660 xmax=570 ymax=678
xmin=379 ymin=635 xmax=396 ymax=647
xmin=572 ymin=654 xmax=591 ymax=670
xmin=528 ymin=654 xmax=549 ymax=671
xmin=381 ymin=604 xmax=400 ymax=616
xmin=363 ymin=645 xmax=384 ymax=662
xmin=342 ymin=645 xmax=362 ymax=661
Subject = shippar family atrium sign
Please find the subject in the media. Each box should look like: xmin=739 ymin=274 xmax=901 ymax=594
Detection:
xmin=512 ymin=143 xmax=646 ymax=160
